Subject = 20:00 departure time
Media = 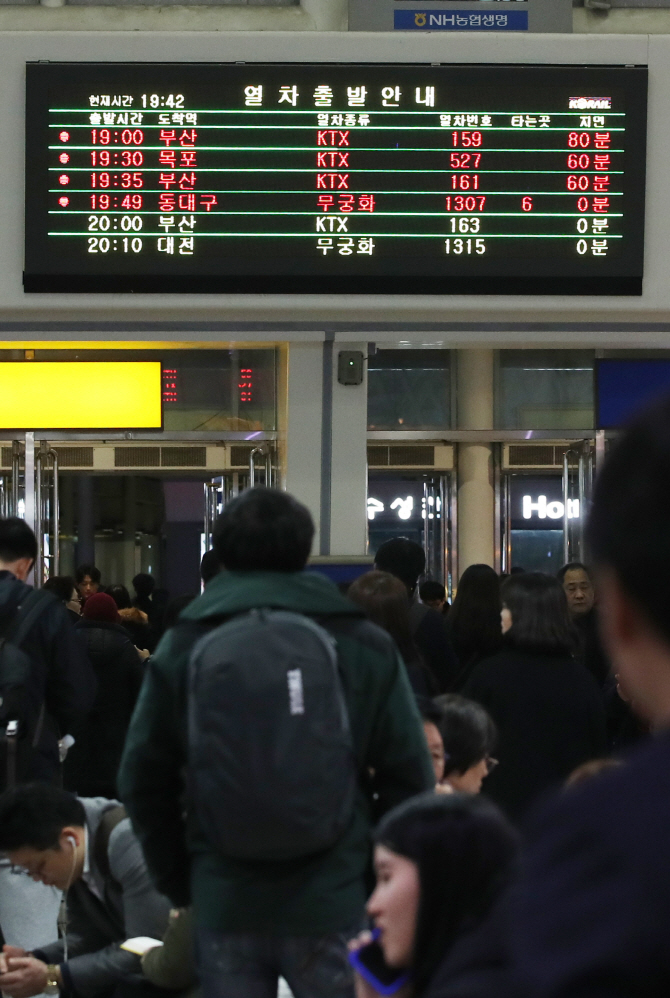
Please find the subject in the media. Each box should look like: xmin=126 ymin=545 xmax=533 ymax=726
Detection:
xmin=88 ymin=215 xmax=143 ymax=231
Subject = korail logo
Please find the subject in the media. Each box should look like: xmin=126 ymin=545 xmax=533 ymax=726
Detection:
xmin=569 ymin=97 xmax=612 ymax=110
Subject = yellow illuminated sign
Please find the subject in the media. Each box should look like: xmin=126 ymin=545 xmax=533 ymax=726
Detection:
xmin=0 ymin=362 xmax=162 ymax=429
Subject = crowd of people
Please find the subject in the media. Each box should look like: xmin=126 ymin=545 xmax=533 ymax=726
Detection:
xmin=0 ymin=395 xmax=668 ymax=997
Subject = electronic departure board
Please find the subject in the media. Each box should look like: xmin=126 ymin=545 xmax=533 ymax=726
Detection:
xmin=24 ymin=62 xmax=648 ymax=295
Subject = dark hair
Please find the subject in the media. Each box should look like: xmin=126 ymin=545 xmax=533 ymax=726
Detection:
xmin=448 ymin=564 xmax=502 ymax=669
xmin=501 ymin=573 xmax=575 ymax=655
xmin=416 ymin=694 xmax=444 ymax=727
xmin=433 ymin=694 xmax=497 ymax=777
xmin=374 ymin=792 xmax=518 ymax=995
xmin=587 ymin=395 xmax=670 ymax=645
xmin=348 ymin=571 xmax=419 ymax=666
xmin=0 ymin=518 xmax=37 ymax=565
xmin=75 ymin=564 xmax=101 ymax=585
xmin=105 ymin=584 xmax=132 ymax=610
xmin=557 ymin=562 xmax=593 ymax=584
xmin=163 ymin=593 xmax=197 ymax=630
xmin=43 ymin=575 xmax=77 ymax=603
xmin=0 ymin=784 xmax=86 ymax=852
xmin=420 ymin=581 xmax=446 ymax=603
xmin=374 ymin=538 xmax=426 ymax=594
xmin=200 ymin=549 xmax=221 ymax=586
xmin=213 ymin=487 xmax=314 ymax=573
xmin=132 ymin=573 xmax=155 ymax=598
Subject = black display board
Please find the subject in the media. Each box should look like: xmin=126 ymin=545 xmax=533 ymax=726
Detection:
xmin=24 ymin=62 xmax=648 ymax=294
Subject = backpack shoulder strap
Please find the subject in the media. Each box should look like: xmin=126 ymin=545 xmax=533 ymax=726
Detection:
xmin=7 ymin=589 xmax=55 ymax=649
xmin=94 ymin=806 xmax=127 ymax=883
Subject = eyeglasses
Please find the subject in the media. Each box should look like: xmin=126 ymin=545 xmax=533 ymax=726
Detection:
xmin=485 ymin=757 xmax=499 ymax=775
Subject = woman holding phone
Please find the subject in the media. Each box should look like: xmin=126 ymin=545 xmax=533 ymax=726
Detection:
xmin=349 ymin=793 xmax=518 ymax=998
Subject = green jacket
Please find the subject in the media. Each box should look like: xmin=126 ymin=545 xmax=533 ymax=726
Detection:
xmin=142 ymin=908 xmax=197 ymax=995
xmin=118 ymin=570 xmax=434 ymax=935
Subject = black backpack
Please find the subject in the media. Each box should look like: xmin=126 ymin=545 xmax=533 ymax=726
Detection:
xmin=0 ymin=589 xmax=54 ymax=791
xmin=188 ymin=608 xmax=357 ymax=862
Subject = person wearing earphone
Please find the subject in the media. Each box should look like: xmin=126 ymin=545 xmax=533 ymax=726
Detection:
xmin=0 ymin=783 xmax=171 ymax=998
xmin=0 ymin=519 xmax=97 ymax=981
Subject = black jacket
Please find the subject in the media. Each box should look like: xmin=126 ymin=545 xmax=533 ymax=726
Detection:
xmin=505 ymin=729 xmax=670 ymax=997
xmin=573 ymin=608 xmax=611 ymax=687
xmin=463 ymin=645 xmax=607 ymax=821
xmin=65 ymin=619 xmax=144 ymax=798
xmin=0 ymin=572 xmax=96 ymax=784
xmin=410 ymin=602 xmax=459 ymax=693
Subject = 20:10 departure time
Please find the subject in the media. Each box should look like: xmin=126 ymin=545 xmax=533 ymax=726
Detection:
xmin=87 ymin=237 xmax=143 ymax=253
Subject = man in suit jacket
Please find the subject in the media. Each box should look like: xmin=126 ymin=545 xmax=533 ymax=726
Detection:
xmin=0 ymin=784 xmax=170 ymax=998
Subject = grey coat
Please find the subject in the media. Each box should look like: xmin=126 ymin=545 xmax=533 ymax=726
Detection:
xmin=35 ymin=798 xmax=171 ymax=998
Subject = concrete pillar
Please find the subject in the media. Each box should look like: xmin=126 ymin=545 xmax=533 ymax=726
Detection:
xmin=330 ymin=339 xmax=368 ymax=556
xmin=281 ymin=342 xmax=324 ymax=555
xmin=75 ymin=475 xmax=95 ymax=567
xmin=281 ymin=338 xmax=367 ymax=558
xmin=457 ymin=350 xmax=495 ymax=573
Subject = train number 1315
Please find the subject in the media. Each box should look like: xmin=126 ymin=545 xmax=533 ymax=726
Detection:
xmin=445 ymin=238 xmax=486 ymax=255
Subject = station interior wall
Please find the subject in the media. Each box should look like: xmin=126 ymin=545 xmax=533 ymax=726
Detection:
xmin=0 ymin=1 xmax=670 ymax=36
xmin=1 ymin=31 xmax=670 ymax=335
xmin=2 ymin=26 xmax=670 ymax=577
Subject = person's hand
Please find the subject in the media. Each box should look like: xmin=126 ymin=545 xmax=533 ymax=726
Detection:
xmin=348 ymin=932 xmax=377 ymax=998
xmin=0 ymin=949 xmax=27 ymax=974
xmin=347 ymin=932 xmax=413 ymax=998
xmin=135 ymin=647 xmax=151 ymax=662
xmin=0 ymin=956 xmax=49 ymax=998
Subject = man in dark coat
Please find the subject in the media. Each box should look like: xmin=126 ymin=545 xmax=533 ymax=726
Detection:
xmin=119 ymin=488 xmax=434 ymax=998
xmin=66 ymin=593 xmax=144 ymax=799
xmin=558 ymin=561 xmax=611 ymax=687
xmin=375 ymin=538 xmax=458 ymax=692
xmin=438 ymin=397 xmax=670 ymax=998
xmin=0 ymin=518 xmax=96 ymax=968
xmin=500 ymin=399 xmax=670 ymax=997
xmin=0 ymin=520 xmax=96 ymax=786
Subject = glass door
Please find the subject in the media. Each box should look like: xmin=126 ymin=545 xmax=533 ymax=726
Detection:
xmin=367 ymin=471 xmax=454 ymax=597
xmin=501 ymin=442 xmax=594 ymax=575
xmin=502 ymin=472 xmax=571 ymax=575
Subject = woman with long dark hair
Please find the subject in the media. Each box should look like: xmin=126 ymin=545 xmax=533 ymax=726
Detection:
xmin=446 ymin=565 xmax=502 ymax=689
xmin=349 ymin=571 xmax=436 ymax=694
xmin=349 ymin=792 xmax=518 ymax=997
xmin=462 ymin=572 xmax=606 ymax=821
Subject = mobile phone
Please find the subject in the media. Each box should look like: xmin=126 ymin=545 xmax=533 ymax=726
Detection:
xmin=348 ymin=929 xmax=410 ymax=996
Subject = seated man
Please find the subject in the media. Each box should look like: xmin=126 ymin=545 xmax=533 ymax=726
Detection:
xmin=0 ymin=784 xmax=171 ymax=998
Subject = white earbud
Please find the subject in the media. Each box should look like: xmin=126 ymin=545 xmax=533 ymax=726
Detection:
xmin=66 ymin=835 xmax=76 ymax=849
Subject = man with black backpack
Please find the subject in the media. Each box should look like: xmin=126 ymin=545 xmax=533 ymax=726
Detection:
xmin=0 ymin=519 xmax=96 ymax=967
xmin=119 ymin=487 xmax=434 ymax=998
